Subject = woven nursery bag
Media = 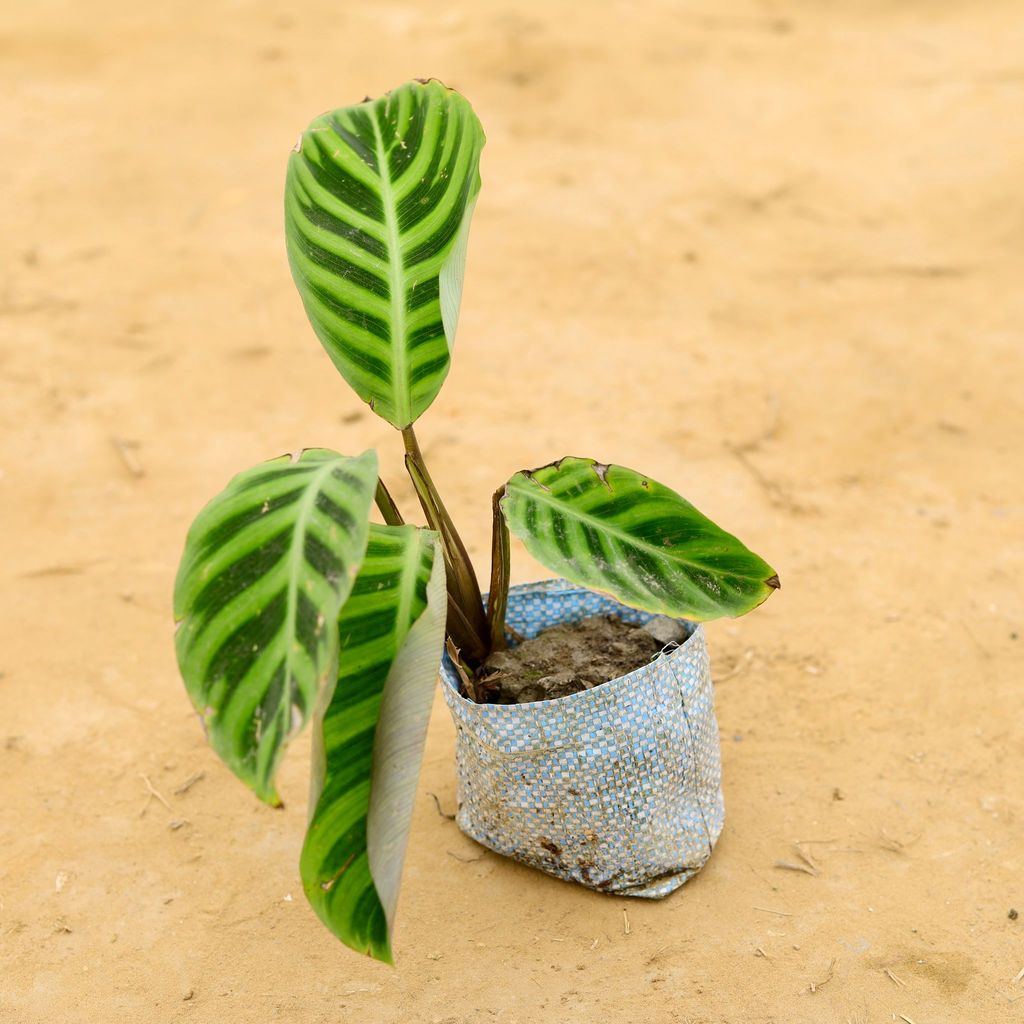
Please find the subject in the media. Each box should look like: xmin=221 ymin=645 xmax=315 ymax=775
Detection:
xmin=441 ymin=579 xmax=725 ymax=897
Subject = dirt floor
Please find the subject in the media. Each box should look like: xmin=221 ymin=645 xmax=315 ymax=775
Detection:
xmin=2 ymin=1 xmax=1023 ymax=1021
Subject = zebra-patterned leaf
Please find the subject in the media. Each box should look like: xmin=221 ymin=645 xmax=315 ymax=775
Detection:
xmin=301 ymin=524 xmax=445 ymax=963
xmin=501 ymin=457 xmax=780 ymax=621
xmin=174 ymin=449 xmax=378 ymax=805
xmin=285 ymin=79 xmax=485 ymax=429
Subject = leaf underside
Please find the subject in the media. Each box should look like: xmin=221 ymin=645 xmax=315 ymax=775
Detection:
xmin=501 ymin=457 xmax=779 ymax=621
xmin=285 ymin=79 xmax=486 ymax=429
xmin=301 ymin=524 xmax=446 ymax=964
xmin=173 ymin=449 xmax=378 ymax=805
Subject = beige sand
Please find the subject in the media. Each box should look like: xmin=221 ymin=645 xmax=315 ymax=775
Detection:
xmin=2 ymin=1 xmax=1022 ymax=1021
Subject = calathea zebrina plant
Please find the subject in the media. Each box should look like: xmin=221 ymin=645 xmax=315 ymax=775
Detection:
xmin=174 ymin=78 xmax=779 ymax=963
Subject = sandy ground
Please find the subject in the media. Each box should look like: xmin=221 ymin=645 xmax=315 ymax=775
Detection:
xmin=2 ymin=1 xmax=1023 ymax=1021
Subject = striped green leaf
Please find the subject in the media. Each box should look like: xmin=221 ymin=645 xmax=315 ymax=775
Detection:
xmin=301 ymin=524 xmax=445 ymax=963
xmin=501 ymin=457 xmax=780 ymax=621
xmin=174 ymin=449 xmax=378 ymax=805
xmin=285 ymin=79 xmax=485 ymax=429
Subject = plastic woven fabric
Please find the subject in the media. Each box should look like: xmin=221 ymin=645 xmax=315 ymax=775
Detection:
xmin=441 ymin=579 xmax=724 ymax=897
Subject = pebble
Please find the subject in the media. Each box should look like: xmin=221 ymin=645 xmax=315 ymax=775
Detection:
xmin=641 ymin=616 xmax=689 ymax=646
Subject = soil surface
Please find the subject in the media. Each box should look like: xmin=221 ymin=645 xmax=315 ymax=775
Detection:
xmin=478 ymin=615 xmax=677 ymax=704
xmin=3 ymin=3 xmax=1023 ymax=1023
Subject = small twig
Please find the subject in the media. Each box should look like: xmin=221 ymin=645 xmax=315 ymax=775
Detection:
xmin=878 ymin=828 xmax=920 ymax=854
xmin=774 ymin=860 xmax=818 ymax=876
xmin=732 ymin=392 xmax=781 ymax=454
xmin=622 ymin=909 xmax=631 ymax=935
xmin=716 ymin=649 xmax=754 ymax=682
xmin=111 ymin=436 xmax=144 ymax=478
xmin=1012 ymin=965 xmax=1024 ymax=984
xmin=793 ymin=844 xmax=820 ymax=873
xmin=898 ymin=1015 xmax=919 ymax=1024
xmin=446 ymin=850 xmax=483 ymax=863
xmin=428 ymin=792 xmax=456 ymax=821
xmin=727 ymin=443 xmax=809 ymax=514
xmin=884 ymin=968 xmax=907 ymax=988
xmin=21 ymin=563 xmax=92 ymax=579
xmin=505 ymin=623 xmax=526 ymax=644
xmin=962 ymin=621 xmax=992 ymax=660
xmin=755 ymin=946 xmax=772 ymax=961
xmin=139 ymin=773 xmax=171 ymax=816
xmin=807 ymin=958 xmax=836 ymax=993
xmin=753 ymin=906 xmax=793 ymax=917
xmin=173 ymin=770 xmax=205 ymax=796
xmin=878 ymin=832 xmax=904 ymax=852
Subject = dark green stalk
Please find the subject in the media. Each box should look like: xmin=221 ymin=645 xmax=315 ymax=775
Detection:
xmin=401 ymin=425 xmax=489 ymax=665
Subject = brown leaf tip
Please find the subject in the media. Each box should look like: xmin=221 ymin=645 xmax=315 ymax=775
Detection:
xmin=765 ymin=574 xmax=781 ymax=590
xmin=520 ymin=469 xmax=552 ymax=493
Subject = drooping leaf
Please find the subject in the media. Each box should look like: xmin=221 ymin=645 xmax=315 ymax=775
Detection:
xmin=301 ymin=524 xmax=446 ymax=963
xmin=500 ymin=457 xmax=779 ymax=621
xmin=174 ymin=449 xmax=378 ymax=805
xmin=285 ymin=79 xmax=486 ymax=429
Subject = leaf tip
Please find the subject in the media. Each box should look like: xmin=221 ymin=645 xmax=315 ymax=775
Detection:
xmin=765 ymin=574 xmax=781 ymax=591
xmin=248 ymin=771 xmax=284 ymax=808
xmin=371 ymin=940 xmax=396 ymax=966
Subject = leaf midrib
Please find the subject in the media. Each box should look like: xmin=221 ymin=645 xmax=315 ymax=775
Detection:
xmin=509 ymin=474 xmax=753 ymax=584
xmin=282 ymin=458 xmax=341 ymax=728
xmin=371 ymin=112 xmax=410 ymax=427
xmin=393 ymin=531 xmax=425 ymax=641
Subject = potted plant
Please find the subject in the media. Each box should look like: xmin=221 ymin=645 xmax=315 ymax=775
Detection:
xmin=173 ymin=78 xmax=779 ymax=964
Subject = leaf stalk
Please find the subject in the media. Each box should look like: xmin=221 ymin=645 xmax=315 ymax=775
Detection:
xmin=486 ymin=487 xmax=511 ymax=652
xmin=401 ymin=426 xmax=489 ymax=665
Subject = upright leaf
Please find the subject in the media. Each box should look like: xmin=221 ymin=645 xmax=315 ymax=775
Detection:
xmin=285 ymin=79 xmax=486 ymax=429
xmin=174 ymin=449 xmax=377 ymax=804
xmin=301 ymin=524 xmax=445 ymax=963
xmin=501 ymin=457 xmax=779 ymax=621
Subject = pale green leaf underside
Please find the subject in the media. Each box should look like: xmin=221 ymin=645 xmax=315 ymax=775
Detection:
xmin=301 ymin=524 xmax=445 ymax=963
xmin=174 ymin=449 xmax=378 ymax=805
xmin=501 ymin=457 xmax=779 ymax=621
xmin=285 ymin=79 xmax=486 ymax=429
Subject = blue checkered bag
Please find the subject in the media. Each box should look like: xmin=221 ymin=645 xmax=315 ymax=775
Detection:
xmin=441 ymin=579 xmax=725 ymax=897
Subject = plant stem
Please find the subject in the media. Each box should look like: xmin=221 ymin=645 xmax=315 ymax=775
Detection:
xmin=486 ymin=486 xmax=511 ymax=652
xmin=401 ymin=425 xmax=489 ymax=665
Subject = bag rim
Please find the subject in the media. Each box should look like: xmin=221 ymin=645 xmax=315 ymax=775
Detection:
xmin=441 ymin=578 xmax=706 ymax=715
